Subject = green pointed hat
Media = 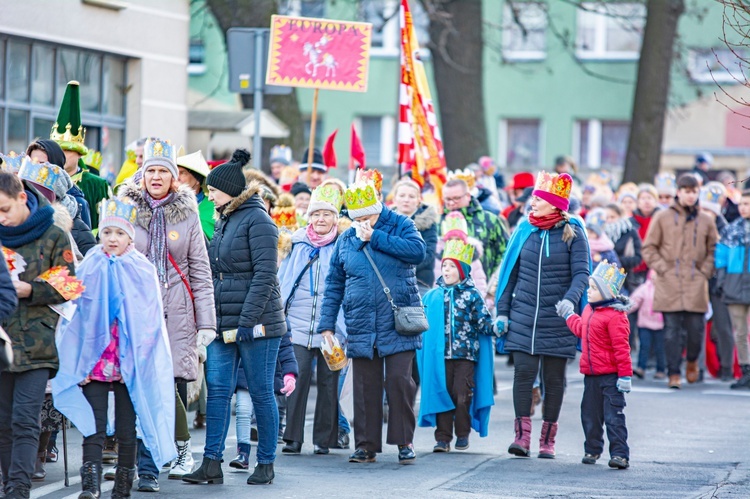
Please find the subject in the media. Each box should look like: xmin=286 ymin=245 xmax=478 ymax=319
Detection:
xmin=51 ymin=80 xmax=88 ymax=155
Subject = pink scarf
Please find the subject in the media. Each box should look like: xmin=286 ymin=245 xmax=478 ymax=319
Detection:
xmin=306 ymin=223 xmax=338 ymax=248
xmin=589 ymin=234 xmax=615 ymax=253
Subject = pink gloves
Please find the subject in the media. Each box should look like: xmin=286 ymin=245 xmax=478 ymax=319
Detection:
xmin=280 ymin=374 xmax=296 ymax=397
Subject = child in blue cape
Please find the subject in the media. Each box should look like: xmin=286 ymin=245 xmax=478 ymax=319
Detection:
xmin=52 ymin=198 xmax=177 ymax=499
xmin=417 ymin=236 xmax=494 ymax=452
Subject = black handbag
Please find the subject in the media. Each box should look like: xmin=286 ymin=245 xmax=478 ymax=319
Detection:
xmin=363 ymin=246 xmax=428 ymax=336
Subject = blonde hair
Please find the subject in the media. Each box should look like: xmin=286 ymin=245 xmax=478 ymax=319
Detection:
xmin=560 ymin=211 xmax=577 ymax=243
xmin=392 ymin=179 xmax=422 ymax=198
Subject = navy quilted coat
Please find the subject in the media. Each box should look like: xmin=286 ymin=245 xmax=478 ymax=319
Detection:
xmin=497 ymin=223 xmax=590 ymax=359
xmin=317 ymin=205 xmax=426 ymax=359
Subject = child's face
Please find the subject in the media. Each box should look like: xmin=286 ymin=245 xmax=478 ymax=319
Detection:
xmin=442 ymin=260 xmax=461 ymax=286
xmin=587 ymin=278 xmax=604 ymax=303
xmin=740 ymin=196 xmax=750 ymax=220
xmin=101 ymin=227 xmax=132 ymax=256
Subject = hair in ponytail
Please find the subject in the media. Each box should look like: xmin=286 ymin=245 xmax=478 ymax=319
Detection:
xmin=560 ymin=210 xmax=576 ymax=243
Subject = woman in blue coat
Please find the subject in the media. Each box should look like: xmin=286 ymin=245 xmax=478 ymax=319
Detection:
xmin=318 ymin=181 xmax=426 ymax=465
xmin=496 ymin=172 xmax=589 ymax=459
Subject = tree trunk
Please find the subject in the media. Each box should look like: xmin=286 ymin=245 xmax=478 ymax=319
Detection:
xmin=622 ymin=0 xmax=685 ymax=184
xmin=205 ymin=0 xmax=305 ymax=172
xmin=425 ymin=0 xmax=488 ymax=170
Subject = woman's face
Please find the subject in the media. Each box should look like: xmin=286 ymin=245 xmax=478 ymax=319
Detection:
xmin=530 ymin=196 xmax=556 ymax=217
xmin=394 ymin=185 xmax=421 ymax=216
xmin=29 ymin=149 xmax=49 ymax=163
xmin=144 ymin=166 xmax=175 ymax=199
xmin=637 ymin=192 xmax=657 ymax=216
xmin=207 ymin=186 xmax=233 ymax=208
xmin=294 ymin=192 xmax=310 ymax=211
xmin=605 ymin=208 xmax=620 ymax=224
xmin=309 ymin=209 xmax=336 ymax=235
xmin=620 ymin=197 xmax=636 ymax=216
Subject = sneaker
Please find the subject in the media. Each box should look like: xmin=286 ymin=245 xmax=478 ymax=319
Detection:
xmin=454 ymin=437 xmax=469 ymax=451
xmin=433 ymin=441 xmax=450 ymax=452
xmin=398 ymin=444 xmax=416 ymax=465
xmin=313 ymin=445 xmax=330 ymax=455
xmin=668 ymin=375 xmax=681 ymax=389
xmin=45 ymin=446 xmax=58 ymax=463
xmin=582 ymin=453 xmax=600 ymax=465
xmin=168 ymin=440 xmax=194 ymax=479
xmin=334 ymin=430 xmax=350 ymax=449
xmin=161 ymin=460 xmax=173 ymax=473
xmin=633 ymin=368 xmax=645 ymax=379
xmin=608 ymin=456 xmax=629 ymax=469
xmin=348 ymin=448 xmax=376 ymax=463
xmin=137 ymin=474 xmax=160 ymax=492
xmin=104 ymin=466 xmax=117 ymax=481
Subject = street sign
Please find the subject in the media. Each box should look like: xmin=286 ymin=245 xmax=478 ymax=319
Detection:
xmin=227 ymin=28 xmax=291 ymax=95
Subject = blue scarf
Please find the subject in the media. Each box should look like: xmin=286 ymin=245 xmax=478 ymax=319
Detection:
xmin=0 ymin=191 xmax=55 ymax=249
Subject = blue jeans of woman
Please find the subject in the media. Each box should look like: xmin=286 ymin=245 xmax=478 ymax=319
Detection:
xmin=637 ymin=327 xmax=666 ymax=373
xmin=235 ymin=389 xmax=253 ymax=446
xmin=204 ymin=337 xmax=281 ymax=464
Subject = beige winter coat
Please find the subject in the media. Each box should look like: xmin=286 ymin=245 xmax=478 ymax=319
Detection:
xmin=642 ymin=202 xmax=718 ymax=314
xmin=121 ymin=183 xmax=216 ymax=381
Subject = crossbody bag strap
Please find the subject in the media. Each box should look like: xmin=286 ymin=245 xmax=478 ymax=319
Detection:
xmin=284 ymin=254 xmax=320 ymax=316
xmin=362 ymin=246 xmax=397 ymax=310
xmin=168 ymin=253 xmax=194 ymax=302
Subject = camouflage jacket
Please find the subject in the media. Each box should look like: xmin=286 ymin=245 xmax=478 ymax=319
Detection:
xmin=3 ymin=220 xmax=74 ymax=375
xmin=444 ymin=199 xmax=509 ymax=277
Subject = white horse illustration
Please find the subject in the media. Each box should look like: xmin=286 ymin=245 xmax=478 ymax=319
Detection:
xmin=303 ymin=36 xmax=338 ymax=78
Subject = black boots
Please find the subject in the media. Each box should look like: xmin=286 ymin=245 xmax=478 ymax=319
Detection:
xmin=731 ymin=365 xmax=750 ymax=390
xmin=181 ymin=457 xmax=223 ymax=484
xmin=4 ymin=485 xmax=30 ymax=499
xmin=110 ymin=467 xmax=135 ymax=499
xmin=79 ymin=461 xmax=101 ymax=499
xmin=246 ymin=463 xmax=274 ymax=485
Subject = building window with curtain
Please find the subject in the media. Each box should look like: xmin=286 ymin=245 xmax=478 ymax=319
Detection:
xmin=575 ymin=119 xmax=629 ymax=169
xmin=502 ymin=2 xmax=547 ymax=61
xmin=576 ymin=2 xmax=645 ymax=60
xmin=499 ymin=119 xmax=542 ymax=169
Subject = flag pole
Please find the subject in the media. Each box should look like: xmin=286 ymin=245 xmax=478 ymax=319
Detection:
xmin=306 ymin=88 xmax=320 ymax=185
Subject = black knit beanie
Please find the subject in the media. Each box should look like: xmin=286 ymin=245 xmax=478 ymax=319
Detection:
xmin=207 ymin=149 xmax=250 ymax=197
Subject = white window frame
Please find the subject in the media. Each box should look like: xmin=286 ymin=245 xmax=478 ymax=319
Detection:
xmin=574 ymin=119 xmax=629 ymax=169
xmin=502 ymin=2 xmax=547 ymax=62
xmin=576 ymin=2 xmax=644 ymax=61
xmin=282 ymin=0 xmax=326 ymax=18
xmin=353 ymin=115 xmax=396 ymax=167
xmin=357 ymin=0 xmax=430 ymax=58
xmin=688 ymin=48 xmax=747 ymax=84
xmin=497 ymin=118 xmax=543 ymax=169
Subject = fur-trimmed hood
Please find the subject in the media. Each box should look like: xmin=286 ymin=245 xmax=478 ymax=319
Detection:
xmin=51 ymin=202 xmax=74 ymax=233
xmin=609 ymin=296 xmax=633 ymax=313
xmin=412 ymin=204 xmax=438 ymax=231
xmin=245 ymin=169 xmax=281 ymax=201
xmin=119 ymin=182 xmax=200 ymax=230
xmin=220 ymin=181 xmax=265 ymax=219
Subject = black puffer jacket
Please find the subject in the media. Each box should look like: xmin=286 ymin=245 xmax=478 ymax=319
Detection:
xmin=410 ymin=204 xmax=438 ymax=289
xmin=497 ymin=222 xmax=590 ymax=359
xmin=71 ymin=208 xmax=96 ymax=256
xmin=209 ymin=182 xmax=286 ymax=339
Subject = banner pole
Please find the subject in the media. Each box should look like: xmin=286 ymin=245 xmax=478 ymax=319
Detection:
xmin=306 ymin=88 xmax=320 ymax=185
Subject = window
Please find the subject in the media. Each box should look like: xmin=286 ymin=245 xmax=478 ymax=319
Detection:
xmin=577 ymin=2 xmax=645 ymax=60
xmin=57 ymin=49 xmax=102 ymax=112
xmin=355 ymin=115 xmax=395 ymax=167
xmin=361 ymin=117 xmax=382 ymax=165
xmin=304 ymin=117 xmax=324 ymax=149
xmin=502 ymin=2 xmax=547 ymax=61
xmin=359 ymin=0 xmax=429 ymax=56
xmin=499 ymin=119 xmax=541 ymax=169
xmin=575 ymin=119 xmax=629 ymax=168
xmin=188 ymin=39 xmax=207 ymax=76
xmin=281 ymin=0 xmax=326 ymax=18
xmin=8 ymin=40 xmax=30 ymax=103
xmin=689 ymin=48 xmax=747 ymax=84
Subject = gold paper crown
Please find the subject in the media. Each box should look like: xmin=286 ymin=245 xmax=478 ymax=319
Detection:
xmin=50 ymin=122 xmax=86 ymax=147
xmin=344 ymin=182 xmax=379 ymax=212
xmin=534 ymin=171 xmax=572 ymax=199
xmin=310 ymin=184 xmax=344 ymax=213
xmin=83 ymin=150 xmax=102 ymax=170
xmin=101 ymin=198 xmax=137 ymax=225
xmin=271 ymin=193 xmax=299 ymax=230
xmin=592 ymin=260 xmax=627 ymax=296
xmin=356 ymin=169 xmax=384 ymax=193
xmin=443 ymin=238 xmax=474 ymax=266
xmin=447 ymin=168 xmax=476 ymax=190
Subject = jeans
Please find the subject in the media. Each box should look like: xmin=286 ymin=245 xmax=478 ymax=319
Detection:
xmin=0 ymin=369 xmax=50 ymax=491
xmin=235 ymin=389 xmax=253 ymax=445
xmin=82 ymin=382 xmax=137 ymax=468
xmin=637 ymin=328 xmax=666 ymax=373
xmin=581 ymin=374 xmax=629 ymax=460
xmin=337 ymin=363 xmax=351 ymax=435
xmin=663 ymin=312 xmax=705 ymax=376
xmin=512 ymin=351 xmax=567 ymax=422
xmin=204 ymin=337 xmax=281 ymax=464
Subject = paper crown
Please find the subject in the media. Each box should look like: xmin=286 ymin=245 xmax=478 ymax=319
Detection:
xmin=309 ymin=183 xmax=344 ymax=214
xmin=344 ymin=181 xmax=379 ymax=212
xmin=18 ymin=157 xmax=62 ymax=192
xmin=271 ymin=193 xmax=299 ymax=230
xmin=279 ymin=165 xmax=299 ymax=189
xmin=35 ymin=266 xmax=85 ymax=301
xmin=100 ymin=198 xmax=137 ymax=226
xmin=585 ymin=208 xmax=607 ymax=230
xmin=441 ymin=211 xmax=469 ymax=241
xmin=144 ymin=137 xmax=175 ymax=165
xmin=0 ymin=152 xmax=25 ymax=173
xmin=356 ymin=169 xmax=384 ymax=193
xmin=655 ymin=172 xmax=677 ymax=195
xmin=447 ymin=168 xmax=476 ymax=190
xmin=51 ymin=81 xmax=87 ymax=155
xmin=700 ymin=183 xmax=726 ymax=205
xmin=533 ymin=171 xmax=573 ymax=211
xmin=270 ymin=145 xmax=293 ymax=165
xmin=443 ymin=238 xmax=475 ymax=266
xmin=83 ymin=149 xmax=102 ymax=170
xmin=592 ymin=260 xmax=627 ymax=296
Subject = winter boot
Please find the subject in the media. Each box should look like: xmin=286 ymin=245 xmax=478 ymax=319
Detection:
xmin=229 ymin=443 xmax=251 ymax=470
xmin=686 ymin=361 xmax=699 ymax=383
xmin=4 ymin=485 xmax=30 ymax=499
xmin=110 ymin=467 xmax=135 ymax=499
xmin=31 ymin=451 xmax=46 ymax=481
xmin=731 ymin=365 xmax=750 ymax=390
xmin=508 ymin=416 xmax=532 ymax=457
xmin=246 ymin=463 xmax=274 ymax=485
xmin=538 ymin=421 xmax=558 ymax=459
xmin=181 ymin=457 xmax=223 ymax=484
xmin=168 ymin=440 xmax=194 ymax=479
xmin=78 ymin=461 xmax=101 ymax=499
xmin=668 ymin=374 xmax=681 ymax=389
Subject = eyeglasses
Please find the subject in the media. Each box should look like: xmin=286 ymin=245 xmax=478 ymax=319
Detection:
xmin=444 ymin=193 xmax=468 ymax=204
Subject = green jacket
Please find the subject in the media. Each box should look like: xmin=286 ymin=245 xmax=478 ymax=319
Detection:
xmin=73 ymin=167 xmax=111 ymax=229
xmin=198 ymin=195 xmax=216 ymax=241
xmin=444 ymin=198 xmax=508 ymax=277
xmin=4 ymin=219 xmax=74 ymax=376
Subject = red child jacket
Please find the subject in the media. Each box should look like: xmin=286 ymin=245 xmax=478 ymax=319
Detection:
xmin=566 ymin=303 xmax=633 ymax=377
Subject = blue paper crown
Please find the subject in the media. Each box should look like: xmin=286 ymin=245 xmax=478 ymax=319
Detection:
xmin=585 ymin=208 xmax=607 ymax=230
xmin=592 ymin=260 xmax=627 ymax=296
xmin=144 ymin=137 xmax=175 ymax=163
xmin=270 ymin=145 xmax=292 ymax=165
xmin=0 ymin=152 xmax=25 ymax=173
xmin=700 ymin=184 xmax=724 ymax=205
xmin=100 ymin=198 xmax=137 ymax=225
xmin=18 ymin=157 xmax=62 ymax=191
xmin=655 ymin=173 xmax=676 ymax=192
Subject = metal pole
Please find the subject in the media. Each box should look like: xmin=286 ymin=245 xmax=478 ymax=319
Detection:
xmin=252 ymin=29 xmax=264 ymax=169
xmin=62 ymin=416 xmax=70 ymax=487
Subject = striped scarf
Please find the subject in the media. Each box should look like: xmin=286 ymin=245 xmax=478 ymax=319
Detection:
xmin=143 ymin=190 xmax=177 ymax=285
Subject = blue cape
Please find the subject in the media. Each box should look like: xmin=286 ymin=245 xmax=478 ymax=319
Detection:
xmin=51 ymin=246 xmax=177 ymax=467
xmin=417 ymin=287 xmax=495 ymax=437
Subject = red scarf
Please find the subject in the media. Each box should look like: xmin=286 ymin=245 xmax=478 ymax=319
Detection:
xmin=528 ymin=212 xmax=564 ymax=230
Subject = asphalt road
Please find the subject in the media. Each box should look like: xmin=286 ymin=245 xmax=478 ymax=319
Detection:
xmin=27 ymin=360 xmax=750 ymax=499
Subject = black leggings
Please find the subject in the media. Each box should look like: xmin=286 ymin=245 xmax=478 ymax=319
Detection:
xmin=512 ymin=352 xmax=568 ymax=422
xmin=82 ymin=382 xmax=137 ymax=468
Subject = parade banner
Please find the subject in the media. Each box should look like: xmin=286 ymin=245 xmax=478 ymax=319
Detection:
xmin=266 ymin=15 xmax=373 ymax=92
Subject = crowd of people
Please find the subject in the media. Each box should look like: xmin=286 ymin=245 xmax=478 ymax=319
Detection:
xmin=1 ymin=81 xmax=749 ymax=499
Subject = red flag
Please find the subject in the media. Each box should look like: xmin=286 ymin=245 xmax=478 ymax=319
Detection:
xmin=322 ymin=129 xmax=338 ymax=168
xmin=350 ymin=123 xmax=366 ymax=170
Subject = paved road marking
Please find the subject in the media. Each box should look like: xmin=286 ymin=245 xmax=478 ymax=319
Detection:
xmin=31 ymin=477 xmax=81 ymax=499
xmin=702 ymin=390 xmax=750 ymax=397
